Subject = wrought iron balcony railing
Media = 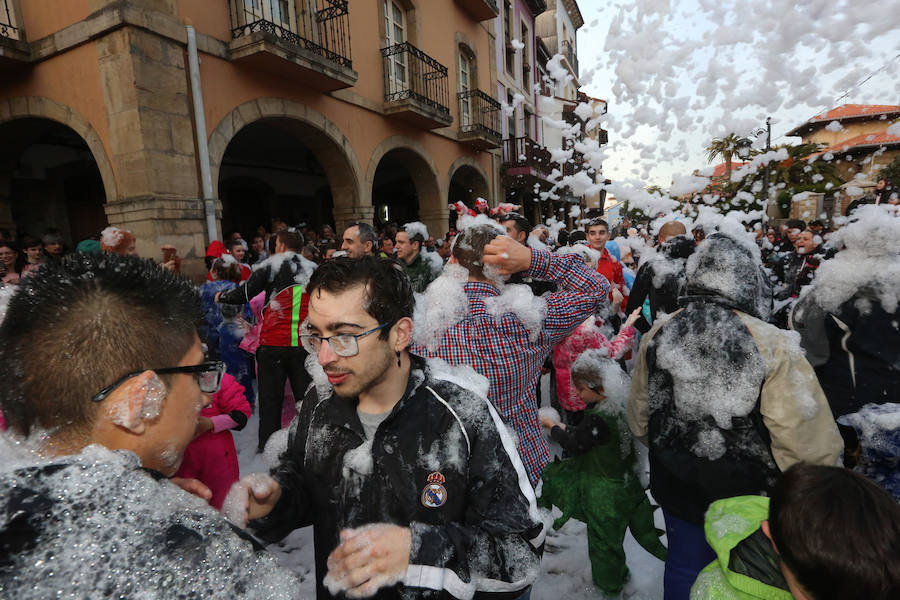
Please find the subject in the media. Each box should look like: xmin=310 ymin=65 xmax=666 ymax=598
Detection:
xmin=381 ymin=42 xmax=450 ymax=117
xmin=562 ymin=39 xmax=578 ymax=76
xmin=458 ymin=89 xmax=501 ymax=139
xmin=230 ymin=0 xmax=351 ymax=68
xmin=502 ymin=136 xmax=552 ymax=174
xmin=562 ymin=150 xmax=586 ymax=177
xmin=1 ymin=0 xmax=21 ymax=41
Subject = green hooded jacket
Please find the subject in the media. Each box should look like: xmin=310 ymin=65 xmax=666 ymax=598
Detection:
xmin=690 ymin=496 xmax=794 ymax=600
xmin=404 ymin=251 xmax=440 ymax=293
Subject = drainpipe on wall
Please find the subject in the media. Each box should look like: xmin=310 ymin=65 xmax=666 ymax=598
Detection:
xmin=491 ymin=151 xmax=499 ymax=208
xmin=185 ymin=24 xmax=217 ymax=243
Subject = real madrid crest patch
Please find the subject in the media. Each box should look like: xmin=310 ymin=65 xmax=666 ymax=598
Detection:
xmin=421 ymin=471 xmax=447 ymax=508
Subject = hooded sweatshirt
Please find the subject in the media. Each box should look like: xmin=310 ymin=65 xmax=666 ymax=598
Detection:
xmin=627 ymin=233 xmax=842 ymax=525
xmin=625 ymin=234 xmax=696 ymax=333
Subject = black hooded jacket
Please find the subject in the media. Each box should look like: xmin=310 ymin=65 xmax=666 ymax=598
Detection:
xmin=625 ymin=234 xmax=695 ymax=333
xmin=792 ymin=289 xmax=900 ymax=417
xmin=627 ymin=234 xmax=842 ymax=525
xmin=251 ymin=356 xmax=544 ymax=599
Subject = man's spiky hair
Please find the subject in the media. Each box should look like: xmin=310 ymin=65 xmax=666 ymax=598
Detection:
xmin=0 ymin=253 xmax=201 ymax=436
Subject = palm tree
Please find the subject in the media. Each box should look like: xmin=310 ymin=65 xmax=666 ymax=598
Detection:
xmin=706 ymin=133 xmax=743 ymax=179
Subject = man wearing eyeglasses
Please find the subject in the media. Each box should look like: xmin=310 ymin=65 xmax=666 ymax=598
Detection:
xmin=0 ymin=253 xmax=299 ymax=597
xmin=227 ymin=256 xmax=543 ymax=599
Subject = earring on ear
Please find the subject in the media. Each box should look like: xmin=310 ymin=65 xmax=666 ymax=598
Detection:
xmin=396 ymin=351 xmax=401 ymax=368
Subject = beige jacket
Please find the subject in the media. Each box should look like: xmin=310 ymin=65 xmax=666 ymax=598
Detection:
xmin=627 ymin=308 xmax=843 ymax=471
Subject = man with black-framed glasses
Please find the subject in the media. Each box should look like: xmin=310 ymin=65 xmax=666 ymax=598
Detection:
xmin=228 ymin=256 xmax=543 ymax=599
xmin=0 ymin=253 xmax=299 ymax=597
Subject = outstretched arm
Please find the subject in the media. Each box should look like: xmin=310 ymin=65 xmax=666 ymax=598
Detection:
xmin=482 ymin=236 xmax=609 ymax=346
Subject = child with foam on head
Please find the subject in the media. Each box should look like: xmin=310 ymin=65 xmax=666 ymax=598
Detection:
xmin=552 ymin=306 xmax=641 ymax=427
xmin=539 ymin=349 xmax=667 ymax=596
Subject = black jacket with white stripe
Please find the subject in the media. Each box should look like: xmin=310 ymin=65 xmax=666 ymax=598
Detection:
xmin=252 ymin=355 xmax=544 ymax=599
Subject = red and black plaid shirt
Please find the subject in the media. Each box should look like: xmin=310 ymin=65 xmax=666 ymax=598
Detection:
xmin=412 ymin=249 xmax=609 ymax=486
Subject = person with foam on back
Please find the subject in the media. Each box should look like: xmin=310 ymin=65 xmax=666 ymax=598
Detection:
xmin=217 ymin=229 xmax=317 ymax=452
xmin=0 ymin=253 xmax=298 ymax=598
xmin=627 ymin=233 xmax=843 ymax=600
xmin=227 ymin=256 xmax=543 ymax=599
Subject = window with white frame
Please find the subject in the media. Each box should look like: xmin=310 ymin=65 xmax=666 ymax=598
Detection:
xmin=384 ymin=0 xmax=408 ymax=94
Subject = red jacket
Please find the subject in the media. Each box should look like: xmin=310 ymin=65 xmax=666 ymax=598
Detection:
xmin=258 ymin=285 xmax=310 ymax=347
xmin=597 ymin=248 xmax=628 ymax=303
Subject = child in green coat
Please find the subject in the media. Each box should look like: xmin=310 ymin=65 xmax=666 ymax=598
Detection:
xmin=539 ymin=349 xmax=667 ymax=596
xmin=691 ymin=463 xmax=900 ymax=600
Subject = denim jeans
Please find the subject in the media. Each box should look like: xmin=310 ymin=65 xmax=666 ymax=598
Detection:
xmin=662 ymin=510 xmax=716 ymax=600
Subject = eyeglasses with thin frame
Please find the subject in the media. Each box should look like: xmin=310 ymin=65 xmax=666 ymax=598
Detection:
xmin=299 ymin=322 xmax=390 ymax=358
xmin=91 ymin=361 xmax=226 ymax=403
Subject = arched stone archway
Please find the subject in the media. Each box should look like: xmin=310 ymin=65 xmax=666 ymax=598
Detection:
xmin=447 ymin=157 xmax=491 ymax=231
xmin=447 ymin=156 xmax=491 ymax=202
xmin=0 ymin=96 xmax=118 ymax=203
xmin=0 ymin=108 xmax=113 ymax=246
xmin=366 ymin=135 xmax=445 ymax=237
xmin=207 ymin=99 xmax=367 ymax=235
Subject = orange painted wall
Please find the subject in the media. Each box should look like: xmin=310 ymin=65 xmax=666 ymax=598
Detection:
xmin=0 ymin=42 xmax=112 ymax=167
xmin=199 ymin=52 xmax=483 ymax=181
xmin=344 ymin=1 xmax=494 ymax=120
xmin=19 ymin=0 xmax=91 ymax=41
xmin=193 ymin=0 xmax=494 ymax=181
xmin=3 ymin=0 xmax=494 ymax=203
xmin=177 ymin=0 xmax=231 ymax=41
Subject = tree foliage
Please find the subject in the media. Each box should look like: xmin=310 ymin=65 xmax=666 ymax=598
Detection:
xmin=705 ymin=133 xmax=744 ymax=179
xmin=727 ymin=143 xmax=844 ymax=217
xmin=878 ymin=155 xmax=900 ymax=187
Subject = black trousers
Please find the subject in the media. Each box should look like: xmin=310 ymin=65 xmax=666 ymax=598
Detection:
xmin=255 ymin=345 xmax=311 ymax=451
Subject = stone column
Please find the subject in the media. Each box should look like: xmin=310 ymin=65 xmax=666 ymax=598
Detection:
xmin=333 ymin=205 xmax=375 ymax=237
xmin=419 ymin=207 xmax=449 ymax=240
xmin=95 ymin=21 xmax=211 ymax=278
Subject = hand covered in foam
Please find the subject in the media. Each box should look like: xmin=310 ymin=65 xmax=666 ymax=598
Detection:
xmin=324 ymin=524 xmax=411 ymax=598
xmin=221 ymin=473 xmax=281 ymax=527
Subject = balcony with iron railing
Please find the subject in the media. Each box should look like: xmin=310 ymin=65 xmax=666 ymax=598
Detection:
xmin=454 ymin=0 xmax=499 ymax=21
xmin=228 ymin=0 xmax=356 ymax=91
xmin=562 ymin=39 xmax=578 ymax=77
xmin=382 ymin=42 xmax=452 ymax=130
xmin=0 ymin=0 xmax=28 ymax=66
xmin=561 ymin=150 xmax=586 ymax=178
xmin=501 ymin=136 xmax=553 ymax=180
xmin=457 ymin=90 xmax=501 ymax=149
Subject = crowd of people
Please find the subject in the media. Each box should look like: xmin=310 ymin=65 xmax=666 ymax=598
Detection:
xmin=0 ymin=198 xmax=898 ymax=600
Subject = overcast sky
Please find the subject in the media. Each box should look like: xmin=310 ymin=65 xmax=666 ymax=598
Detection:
xmin=575 ymin=0 xmax=900 ymax=190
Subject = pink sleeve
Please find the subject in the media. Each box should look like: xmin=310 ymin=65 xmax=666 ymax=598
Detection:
xmin=603 ymin=325 xmax=636 ymax=360
xmin=250 ymin=291 xmax=266 ymax=320
xmin=210 ymin=414 xmax=239 ymax=433
xmin=211 ymin=373 xmax=252 ymax=420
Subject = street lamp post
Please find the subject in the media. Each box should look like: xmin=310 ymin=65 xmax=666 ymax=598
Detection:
xmin=736 ymin=116 xmax=773 ymax=222
xmin=761 ymin=117 xmax=772 ymax=209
